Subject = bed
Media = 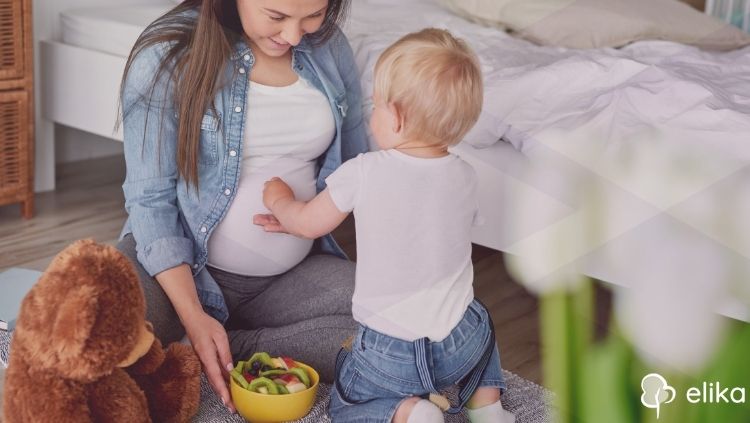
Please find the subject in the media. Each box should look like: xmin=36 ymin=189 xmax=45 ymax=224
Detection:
xmin=40 ymin=0 xmax=750 ymax=321
xmin=40 ymin=3 xmax=173 ymax=141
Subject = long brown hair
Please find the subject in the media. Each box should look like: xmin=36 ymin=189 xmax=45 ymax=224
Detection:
xmin=119 ymin=0 xmax=350 ymax=190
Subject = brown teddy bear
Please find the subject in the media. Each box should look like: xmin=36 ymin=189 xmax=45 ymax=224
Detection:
xmin=2 ymin=239 xmax=202 ymax=422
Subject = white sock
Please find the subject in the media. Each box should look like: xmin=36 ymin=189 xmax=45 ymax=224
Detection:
xmin=406 ymin=399 xmax=445 ymax=423
xmin=466 ymin=400 xmax=515 ymax=423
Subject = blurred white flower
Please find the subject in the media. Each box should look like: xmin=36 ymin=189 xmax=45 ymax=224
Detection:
xmin=504 ymin=143 xmax=601 ymax=294
xmin=507 ymin=125 xmax=745 ymax=370
xmin=613 ymin=218 xmax=730 ymax=373
xmin=598 ymin=135 xmax=738 ymax=372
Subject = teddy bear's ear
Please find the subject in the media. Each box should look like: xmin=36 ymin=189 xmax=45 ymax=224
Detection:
xmin=14 ymin=239 xmax=146 ymax=380
xmin=49 ymin=283 xmax=100 ymax=366
xmin=15 ymin=280 xmax=103 ymax=380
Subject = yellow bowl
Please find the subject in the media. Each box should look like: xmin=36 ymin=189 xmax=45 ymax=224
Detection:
xmin=230 ymin=361 xmax=320 ymax=423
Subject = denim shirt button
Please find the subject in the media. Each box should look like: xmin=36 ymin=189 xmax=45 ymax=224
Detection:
xmin=239 ymin=67 xmax=246 ymax=74
xmin=229 ymin=150 xmax=237 ymax=157
xmin=234 ymin=106 xmax=242 ymax=113
xmin=193 ymin=263 xmax=199 ymax=269
xmin=224 ymin=188 xmax=231 ymax=196
xmin=200 ymin=226 xmax=208 ymax=233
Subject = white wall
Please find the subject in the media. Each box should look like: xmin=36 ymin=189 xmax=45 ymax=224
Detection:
xmin=32 ymin=0 xmax=144 ymax=191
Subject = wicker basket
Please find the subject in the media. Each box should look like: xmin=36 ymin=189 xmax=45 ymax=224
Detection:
xmin=0 ymin=0 xmax=34 ymax=219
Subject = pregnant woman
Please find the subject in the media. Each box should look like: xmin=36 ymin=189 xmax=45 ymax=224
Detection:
xmin=117 ymin=0 xmax=366 ymax=411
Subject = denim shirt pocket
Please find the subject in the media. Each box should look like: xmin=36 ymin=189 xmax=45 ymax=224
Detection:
xmin=199 ymin=113 xmax=220 ymax=166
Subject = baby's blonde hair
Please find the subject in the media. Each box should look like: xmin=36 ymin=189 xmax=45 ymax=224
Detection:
xmin=373 ymin=28 xmax=483 ymax=147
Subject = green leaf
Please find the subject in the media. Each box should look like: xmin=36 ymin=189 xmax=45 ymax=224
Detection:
xmin=578 ymin=336 xmax=635 ymax=423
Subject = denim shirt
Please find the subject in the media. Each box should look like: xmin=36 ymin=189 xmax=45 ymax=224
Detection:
xmin=120 ymin=27 xmax=368 ymax=323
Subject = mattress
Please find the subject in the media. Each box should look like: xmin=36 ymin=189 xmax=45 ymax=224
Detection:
xmin=60 ymin=3 xmax=173 ymax=57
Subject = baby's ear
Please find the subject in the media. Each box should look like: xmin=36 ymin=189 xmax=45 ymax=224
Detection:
xmin=388 ymin=102 xmax=404 ymax=133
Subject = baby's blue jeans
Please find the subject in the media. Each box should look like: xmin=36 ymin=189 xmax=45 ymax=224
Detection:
xmin=329 ymin=299 xmax=506 ymax=422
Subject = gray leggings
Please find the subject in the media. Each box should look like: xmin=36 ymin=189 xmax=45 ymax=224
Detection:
xmin=117 ymin=234 xmax=357 ymax=382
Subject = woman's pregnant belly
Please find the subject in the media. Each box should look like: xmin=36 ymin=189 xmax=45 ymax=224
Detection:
xmin=207 ymin=158 xmax=317 ymax=276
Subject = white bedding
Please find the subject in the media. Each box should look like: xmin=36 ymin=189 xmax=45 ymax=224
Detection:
xmin=346 ymin=0 xmax=750 ymax=160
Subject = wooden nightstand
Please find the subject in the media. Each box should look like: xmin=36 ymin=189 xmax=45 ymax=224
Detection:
xmin=0 ymin=0 xmax=34 ymax=219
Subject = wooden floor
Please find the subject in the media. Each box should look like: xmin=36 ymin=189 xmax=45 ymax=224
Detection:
xmin=0 ymin=155 xmax=543 ymax=384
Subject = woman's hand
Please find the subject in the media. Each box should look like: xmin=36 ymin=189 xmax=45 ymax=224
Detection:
xmin=182 ymin=311 xmax=236 ymax=413
xmin=252 ymin=213 xmax=290 ymax=233
xmin=262 ymin=177 xmax=294 ymax=211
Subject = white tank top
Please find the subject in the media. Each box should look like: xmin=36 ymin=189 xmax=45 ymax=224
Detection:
xmin=208 ymin=77 xmax=335 ymax=276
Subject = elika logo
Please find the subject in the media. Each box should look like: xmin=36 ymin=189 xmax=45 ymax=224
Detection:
xmin=640 ymin=373 xmax=747 ymax=419
xmin=641 ymin=373 xmax=676 ymax=419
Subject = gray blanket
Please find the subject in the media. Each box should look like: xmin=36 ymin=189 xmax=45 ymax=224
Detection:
xmin=193 ymin=371 xmax=554 ymax=422
xmin=1 ymin=331 xmax=554 ymax=422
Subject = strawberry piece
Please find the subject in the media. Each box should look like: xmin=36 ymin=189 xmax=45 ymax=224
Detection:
xmin=282 ymin=357 xmax=296 ymax=369
xmin=278 ymin=374 xmax=294 ymax=383
xmin=243 ymin=371 xmax=256 ymax=383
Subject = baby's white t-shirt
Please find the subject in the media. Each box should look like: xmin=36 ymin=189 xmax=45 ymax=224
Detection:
xmin=325 ymin=149 xmax=483 ymax=341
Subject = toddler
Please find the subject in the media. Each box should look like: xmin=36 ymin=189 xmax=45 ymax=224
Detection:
xmin=254 ymin=28 xmax=515 ymax=423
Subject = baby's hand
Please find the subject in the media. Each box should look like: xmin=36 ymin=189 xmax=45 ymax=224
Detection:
xmin=262 ymin=177 xmax=294 ymax=210
xmin=252 ymin=213 xmax=289 ymax=233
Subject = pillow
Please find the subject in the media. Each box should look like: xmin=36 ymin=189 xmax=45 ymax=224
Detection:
xmin=437 ymin=0 xmax=750 ymax=50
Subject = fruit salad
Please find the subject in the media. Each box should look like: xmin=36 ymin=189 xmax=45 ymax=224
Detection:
xmin=231 ymin=352 xmax=312 ymax=395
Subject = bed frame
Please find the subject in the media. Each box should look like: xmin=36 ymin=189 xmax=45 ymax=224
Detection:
xmin=40 ymin=40 xmax=125 ymax=142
